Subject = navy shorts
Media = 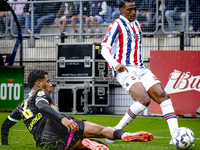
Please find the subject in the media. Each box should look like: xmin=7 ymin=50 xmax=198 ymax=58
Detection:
xmin=41 ymin=116 xmax=85 ymax=150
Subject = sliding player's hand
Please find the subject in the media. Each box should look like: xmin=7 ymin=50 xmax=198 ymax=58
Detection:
xmin=61 ymin=117 xmax=79 ymax=133
xmin=115 ymin=64 xmax=129 ymax=73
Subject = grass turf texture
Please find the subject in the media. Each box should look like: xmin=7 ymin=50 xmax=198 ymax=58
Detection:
xmin=0 ymin=112 xmax=199 ymax=150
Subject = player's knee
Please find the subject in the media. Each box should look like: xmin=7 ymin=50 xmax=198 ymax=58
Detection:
xmin=106 ymin=126 xmax=114 ymax=131
xmin=137 ymin=95 xmax=151 ymax=106
xmin=143 ymin=97 xmax=151 ymax=106
xmin=130 ymin=92 xmax=150 ymax=106
xmin=98 ymin=126 xmax=107 ymax=135
xmin=160 ymin=91 xmax=170 ymax=100
xmin=100 ymin=127 xmax=114 ymax=137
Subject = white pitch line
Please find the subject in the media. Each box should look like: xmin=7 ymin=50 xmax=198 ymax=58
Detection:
xmin=154 ymin=136 xmax=171 ymax=138
xmin=154 ymin=136 xmax=200 ymax=140
xmin=6 ymin=130 xmax=200 ymax=140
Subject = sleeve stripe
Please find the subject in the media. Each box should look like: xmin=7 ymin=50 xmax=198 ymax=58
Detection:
xmin=111 ymin=26 xmax=119 ymax=46
xmin=8 ymin=115 xmax=20 ymax=122
xmin=35 ymin=98 xmax=49 ymax=106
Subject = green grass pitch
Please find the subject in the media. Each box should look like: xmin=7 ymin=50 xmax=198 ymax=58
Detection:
xmin=0 ymin=112 xmax=199 ymax=150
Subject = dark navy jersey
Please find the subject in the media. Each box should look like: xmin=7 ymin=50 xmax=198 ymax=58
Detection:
xmin=2 ymin=88 xmax=84 ymax=149
xmin=8 ymin=88 xmax=60 ymax=137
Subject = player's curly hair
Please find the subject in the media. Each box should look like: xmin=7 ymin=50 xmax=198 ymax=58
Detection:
xmin=119 ymin=0 xmax=135 ymax=9
xmin=28 ymin=70 xmax=48 ymax=89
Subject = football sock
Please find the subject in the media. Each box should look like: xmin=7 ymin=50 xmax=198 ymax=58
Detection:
xmin=113 ymin=129 xmax=126 ymax=139
xmin=115 ymin=101 xmax=146 ymax=129
xmin=160 ymin=99 xmax=178 ymax=136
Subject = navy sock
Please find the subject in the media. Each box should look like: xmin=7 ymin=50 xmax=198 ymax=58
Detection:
xmin=113 ymin=129 xmax=126 ymax=139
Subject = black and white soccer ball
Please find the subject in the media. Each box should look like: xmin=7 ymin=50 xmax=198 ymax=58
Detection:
xmin=172 ymin=127 xmax=195 ymax=149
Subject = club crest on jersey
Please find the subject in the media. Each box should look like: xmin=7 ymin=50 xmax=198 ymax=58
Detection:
xmin=37 ymin=90 xmax=45 ymax=96
xmin=125 ymin=26 xmax=129 ymax=31
xmin=105 ymin=31 xmax=111 ymax=37
xmin=136 ymin=25 xmax=141 ymax=32
xmin=125 ymin=83 xmax=129 ymax=87
xmin=131 ymin=75 xmax=136 ymax=80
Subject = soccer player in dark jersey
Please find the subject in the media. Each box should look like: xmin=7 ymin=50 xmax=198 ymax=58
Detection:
xmin=1 ymin=70 xmax=154 ymax=150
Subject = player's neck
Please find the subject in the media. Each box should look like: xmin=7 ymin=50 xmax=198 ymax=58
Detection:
xmin=31 ymin=85 xmax=41 ymax=91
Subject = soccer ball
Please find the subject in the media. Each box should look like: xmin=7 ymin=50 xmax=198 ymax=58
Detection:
xmin=172 ymin=127 xmax=195 ymax=149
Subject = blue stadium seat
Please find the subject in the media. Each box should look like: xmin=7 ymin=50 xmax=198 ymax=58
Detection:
xmin=104 ymin=7 xmax=114 ymax=23
xmin=115 ymin=7 xmax=119 ymax=12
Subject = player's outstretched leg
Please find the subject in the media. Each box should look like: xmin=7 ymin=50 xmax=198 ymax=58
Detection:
xmin=121 ymin=131 xmax=154 ymax=142
xmin=82 ymin=138 xmax=109 ymax=150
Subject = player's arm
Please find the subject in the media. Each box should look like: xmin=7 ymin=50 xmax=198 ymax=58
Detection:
xmin=1 ymin=118 xmax=17 ymax=145
xmin=36 ymin=99 xmax=79 ymax=132
xmin=101 ymin=22 xmax=120 ymax=69
xmin=1 ymin=104 xmax=21 ymax=145
xmin=101 ymin=23 xmax=128 ymax=73
xmin=101 ymin=45 xmax=118 ymax=68
xmin=101 ymin=46 xmax=128 ymax=73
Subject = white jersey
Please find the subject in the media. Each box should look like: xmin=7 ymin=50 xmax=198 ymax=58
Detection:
xmin=101 ymin=15 xmax=160 ymax=91
xmin=102 ymin=15 xmax=144 ymax=68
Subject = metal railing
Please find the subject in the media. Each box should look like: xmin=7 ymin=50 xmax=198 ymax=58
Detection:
xmin=1 ymin=0 xmax=199 ymax=39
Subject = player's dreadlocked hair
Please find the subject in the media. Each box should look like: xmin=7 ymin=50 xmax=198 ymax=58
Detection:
xmin=28 ymin=70 xmax=48 ymax=89
xmin=119 ymin=0 xmax=135 ymax=9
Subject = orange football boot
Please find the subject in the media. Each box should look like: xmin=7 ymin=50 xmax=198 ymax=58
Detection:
xmin=121 ymin=131 xmax=154 ymax=142
xmin=82 ymin=138 xmax=109 ymax=150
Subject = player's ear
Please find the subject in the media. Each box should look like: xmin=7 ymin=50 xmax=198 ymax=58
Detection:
xmin=120 ymin=7 xmax=124 ymax=14
xmin=35 ymin=80 xmax=42 ymax=88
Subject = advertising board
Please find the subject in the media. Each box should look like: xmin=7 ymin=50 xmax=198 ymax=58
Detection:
xmin=0 ymin=66 xmax=24 ymax=111
xmin=150 ymin=51 xmax=200 ymax=115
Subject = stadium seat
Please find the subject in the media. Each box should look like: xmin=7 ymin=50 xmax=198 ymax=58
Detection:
xmin=115 ymin=7 xmax=119 ymax=12
xmin=104 ymin=7 xmax=113 ymax=23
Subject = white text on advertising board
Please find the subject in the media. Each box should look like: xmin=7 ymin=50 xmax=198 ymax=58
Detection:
xmin=165 ymin=70 xmax=200 ymax=94
xmin=0 ymin=83 xmax=22 ymax=100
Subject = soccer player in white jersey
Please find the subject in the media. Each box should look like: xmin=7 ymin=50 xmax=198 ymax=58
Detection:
xmin=101 ymin=0 xmax=179 ymax=144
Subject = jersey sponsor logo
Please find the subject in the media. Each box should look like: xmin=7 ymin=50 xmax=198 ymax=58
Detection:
xmin=7 ymin=79 xmax=14 ymax=82
xmin=37 ymin=90 xmax=45 ymax=97
xmin=165 ymin=70 xmax=200 ymax=94
xmin=125 ymin=26 xmax=129 ymax=31
xmin=131 ymin=75 xmax=136 ymax=80
xmin=28 ymin=113 xmax=42 ymax=131
xmin=136 ymin=34 xmax=140 ymax=40
xmin=131 ymin=33 xmax=140 ymax=41
xmin=105 ymin=31 xmax=111 ymax=37
xmin=0 ymin=82 xmax=22 ymax=100
xmin=132 ymin=33 xmax=135 ymax=39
